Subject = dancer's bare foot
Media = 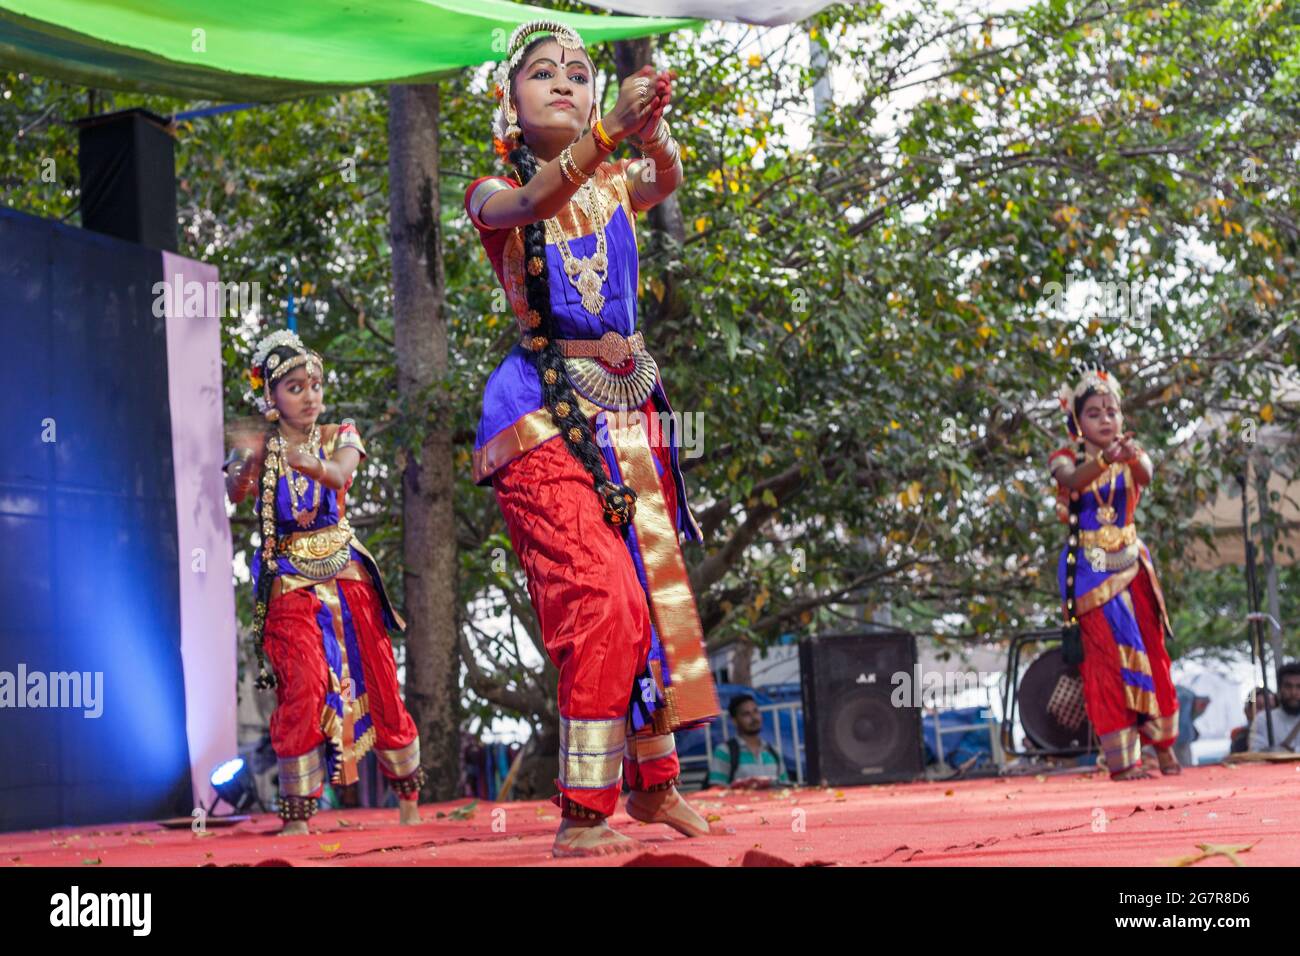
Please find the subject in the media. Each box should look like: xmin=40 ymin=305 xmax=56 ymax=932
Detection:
xmin=552 ymin=818 xmax=642 ymax=858
xmin=1156 ymin=749 xmax=1182 ymax=775
xmin=276 ymin=820 xmax=310 ymax=836
xmin=399 ymin=797 xmax=422 ymax=825
xmin=625 ymin=786 xmax=714 ymax=837
xmin=1112 ymin=765 xmax=1153 ymax=781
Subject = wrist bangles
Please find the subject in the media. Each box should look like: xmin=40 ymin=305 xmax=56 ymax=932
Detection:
xmin=592 ymin=118 xmax=617 ymax=153
xmin=652 ymin=138 xmax=681 ymax=171
xmin=558 ymin=146 xmax=591 ymax=186
xmin=639 ymin=121 xmax=680 ymax=171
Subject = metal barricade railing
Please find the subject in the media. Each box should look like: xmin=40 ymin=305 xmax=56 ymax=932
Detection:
xmin=927 ymin=704 xmax=1005 ymax=776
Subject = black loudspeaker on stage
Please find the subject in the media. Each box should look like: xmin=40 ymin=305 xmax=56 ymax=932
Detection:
xmin=799 ymin=628 xmax=927 ymax=786
xmin=74 ymin=107 xmax=178 ymax=251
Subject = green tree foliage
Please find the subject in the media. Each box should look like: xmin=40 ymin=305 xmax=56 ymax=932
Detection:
xmin=2 ymin=0 xmax=1296 ymax=741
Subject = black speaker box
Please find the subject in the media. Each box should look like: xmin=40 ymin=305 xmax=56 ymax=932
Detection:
xmin=799 ymin=628 xmax=926 ymax=786
xmin=75 ymin=107 xmax=178 ymax=251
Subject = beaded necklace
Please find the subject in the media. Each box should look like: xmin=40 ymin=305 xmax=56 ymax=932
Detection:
xmin=276 ymin=423 xmax=322 ymax=528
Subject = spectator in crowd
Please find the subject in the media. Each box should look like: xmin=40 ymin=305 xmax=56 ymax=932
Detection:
xmin=1249 ymin=663 xmax=1300 ymax=753
xmin=707 ymin=695 xmax=789 ymax=788
xmin=1173 ymin=685 xmax=1210 ymax=767
xmin=1229 ymin=687 xmax=1275 ymax=754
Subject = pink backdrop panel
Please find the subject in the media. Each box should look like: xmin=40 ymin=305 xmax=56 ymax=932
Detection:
xmin=161 ymin=251 xmax=239 ymax=812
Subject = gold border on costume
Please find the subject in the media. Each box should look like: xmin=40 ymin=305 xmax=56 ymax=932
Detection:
xmin=472 ymin=395 xmax=604 ymax=483
xmin=278 ymin=745 xmax=327 ymax=798
xmin=468 ymin=177 xmax=515 ymax=227
xmin=607 ymin=409 xmax=719 ymax=729
xmin=1100 ymin=726 xmax=1142 ymax=772
xmin=1142 ymin=713 xmax=1177 ymax=742
xmin=315 ymin=578 xmax=377 ymax=786
xmin=558 ymin=716 xmax=626 ymax=790
xmin=376 ymin=738 xmax=421 ymax=779
xmin=625 ymin=733 xmax=676 ymax=763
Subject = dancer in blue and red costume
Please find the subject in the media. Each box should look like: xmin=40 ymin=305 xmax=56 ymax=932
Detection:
xmin=225 ymin=329 xmax=424 ymax=834
xmin=465 ymin=20 xmax=720 ymax=857
xmin=1050 ymin=360 xmax=1180 ymax=780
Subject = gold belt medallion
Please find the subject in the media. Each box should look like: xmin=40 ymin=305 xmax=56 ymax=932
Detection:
xmin=1081 ymin=522 xmax=1136 ymax=552
xmin=278 ymin=517 xmax=354 ymax=580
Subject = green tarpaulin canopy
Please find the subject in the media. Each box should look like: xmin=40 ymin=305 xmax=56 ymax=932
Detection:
xmin=0 ymin=0 xmax=700 ymax=101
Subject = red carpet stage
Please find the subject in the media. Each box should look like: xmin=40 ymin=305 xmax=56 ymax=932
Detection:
xmin=4 ymin=764 xmax=1296 ymax=868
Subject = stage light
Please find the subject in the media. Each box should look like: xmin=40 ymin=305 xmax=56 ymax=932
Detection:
xmin=210 ymin=757 xmax=258 ymax=813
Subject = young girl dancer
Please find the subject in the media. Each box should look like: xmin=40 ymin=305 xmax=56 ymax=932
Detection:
xmin=1050 ymin=360 xmax=1180 ymax=780
xmin=465 ymin=21 xmax=719 ymax=857
xmin=225 ymin=329 xmax=424 ymax=833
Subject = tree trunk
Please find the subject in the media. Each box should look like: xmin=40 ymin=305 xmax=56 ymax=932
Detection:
xmin=387 ymin=83 xmax=459 ymax=800
xmin=730 ymin=638 xmax=753 ymax=687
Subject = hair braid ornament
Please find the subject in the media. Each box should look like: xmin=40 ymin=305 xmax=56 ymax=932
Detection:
xmin=244 ymin=329 xmax=325 ymax=689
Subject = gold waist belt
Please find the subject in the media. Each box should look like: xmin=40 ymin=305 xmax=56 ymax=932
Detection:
xmin=1084 ymin=541 xmax=1139 ymax=572
xmin=277 ymin=518 xmax=354 ymax=580
xmin=1079 ymin=523 xmax=1137 ymax=552
xmin=524 ymin=330 xmax=659 ymax=410
xmin=551 ymin=330 xmax=645 ymax=364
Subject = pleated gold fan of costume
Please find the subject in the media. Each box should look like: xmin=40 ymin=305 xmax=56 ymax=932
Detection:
xmin=563 ymin=351 xmax=661 ymax=410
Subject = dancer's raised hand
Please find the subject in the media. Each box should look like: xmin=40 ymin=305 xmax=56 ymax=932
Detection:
xmin=631 ymin=69 xmax=673 ymax=142
xmin=602 ymin=65 xmax=658 ymax=142
xmin=284 ymin=448 xmax=321 ymax=476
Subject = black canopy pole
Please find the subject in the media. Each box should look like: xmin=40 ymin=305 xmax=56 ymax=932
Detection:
xmin=1236 ymin=464 xmax=1276 ymax=748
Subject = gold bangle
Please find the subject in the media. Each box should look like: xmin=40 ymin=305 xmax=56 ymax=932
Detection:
xmin=592 ymin=119 xmax=617 ymax=152
xmin=558 ymin=146 xmax=590 ymax=186
xmin=652 ymin=138 xmax=681 ymax=171
xmin=569 ymin=147 xmax=593 ymax=184
xmin=640 ymin=120 xmax=671 ymax=152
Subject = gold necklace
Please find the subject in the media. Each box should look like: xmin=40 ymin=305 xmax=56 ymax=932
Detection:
xmin=1090 ymin=459 xmax=1123 ymax=549
xmin=544 ymin=179 xmax=609 ymax=315
xmin=278 ymin=424 xmax=321 ymax=527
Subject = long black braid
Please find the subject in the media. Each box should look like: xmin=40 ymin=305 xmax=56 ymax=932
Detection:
xmin=246 ymin=341 xmax=320 ymax=689
xmin=251 ymin=440 xmax=280 ymax=689
xmin=1061 ymin=388 xmax=1098 ymax=667
xmin=503 ymin=40 xmax=637 ymax=528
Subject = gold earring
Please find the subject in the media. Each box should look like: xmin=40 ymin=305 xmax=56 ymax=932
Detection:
xmin=265 ymin=406 xmax=280 ymax=422
xmin=504 ymin=82 xmax=522 ymax=140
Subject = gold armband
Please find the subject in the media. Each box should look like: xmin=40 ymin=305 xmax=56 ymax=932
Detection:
xmin=334 ymin=421 xmax=367 ymax=458
xmin=468 ymin=178 xmax=514 ymax=229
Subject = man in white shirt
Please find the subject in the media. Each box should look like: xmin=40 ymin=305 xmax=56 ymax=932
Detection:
xmin=1250 ymin=663 xmax=1300 ymax=753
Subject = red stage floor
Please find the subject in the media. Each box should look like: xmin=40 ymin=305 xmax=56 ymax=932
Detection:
xmin=3 ymin=763 xmax=1296 ymax=867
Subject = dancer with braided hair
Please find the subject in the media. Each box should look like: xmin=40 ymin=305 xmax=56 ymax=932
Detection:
xmin=465 ymin=21 xmax=719 ymax=857
xmin=225 ymin=329 xmax=424 ymax=834
xmin=1049 ymin=360 xmax=1180 ymax=780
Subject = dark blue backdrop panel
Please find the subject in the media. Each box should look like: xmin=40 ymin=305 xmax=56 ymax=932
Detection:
xmin=0 ymin=206 xmax=192 ymax=831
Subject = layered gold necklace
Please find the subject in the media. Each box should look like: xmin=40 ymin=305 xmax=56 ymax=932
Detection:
xmin=544 ymin=180 xmax=609 ymax=316
xmin=1091 ymin=461 xmax=1123 ymax=550
xmin=276 ymin=423 xmax=322 ymax=528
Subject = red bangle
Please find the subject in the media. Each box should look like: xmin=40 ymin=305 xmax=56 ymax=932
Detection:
xmin=592 ymin=119 xmax=617 ymax=152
